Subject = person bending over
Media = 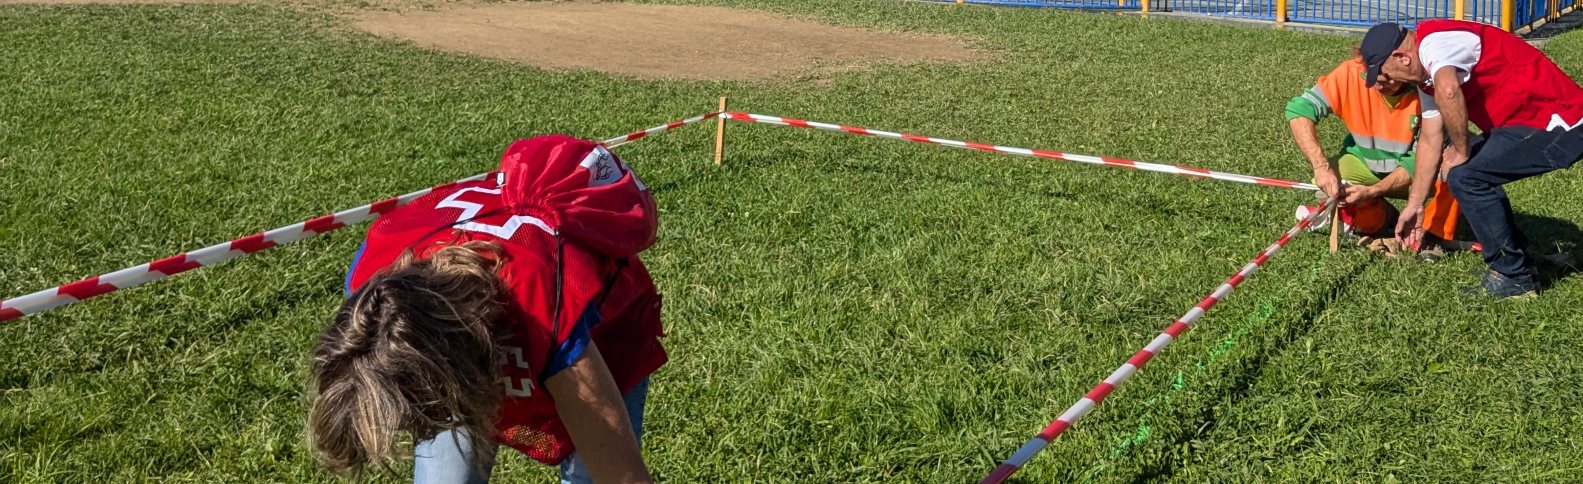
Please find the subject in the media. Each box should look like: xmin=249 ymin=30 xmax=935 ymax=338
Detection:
xmin=310 ymin=135 xmax=668 ymax=483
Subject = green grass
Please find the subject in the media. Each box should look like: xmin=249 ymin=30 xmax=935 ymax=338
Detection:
xmin=3 ymin=1 xmax=1583 ymax=481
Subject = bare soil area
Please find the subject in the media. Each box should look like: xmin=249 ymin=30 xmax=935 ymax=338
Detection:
xmin=3 ymin=0 xmax=980 ymax=81
xmin=352 ymin=3 xmax=980 ymax=81
xmin=0 ymin=0 xmax=246 ymax=3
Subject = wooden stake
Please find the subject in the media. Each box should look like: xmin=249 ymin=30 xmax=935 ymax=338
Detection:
xmin=1329 ymin=205 xmax=1341 ymax=253
xmin=714 ymin=96 xmax=727 ymax=166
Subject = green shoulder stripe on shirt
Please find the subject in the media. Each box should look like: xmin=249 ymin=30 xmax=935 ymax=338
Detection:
xmin=1284 ymin=86 xmax=1331 ymax=122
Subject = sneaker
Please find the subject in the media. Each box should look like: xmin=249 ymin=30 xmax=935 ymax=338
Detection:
xmin=1460 ymin=270 xmax=1538 ymax=299
xmin=1416 ymin=232 xmax=1448 ymax=263
xmin=1417 ymin=243 xmax=1448 ymax=263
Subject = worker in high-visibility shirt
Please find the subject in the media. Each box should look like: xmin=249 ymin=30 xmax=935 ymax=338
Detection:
xmin=1286 ymin=54 xmax=1461 ymax=260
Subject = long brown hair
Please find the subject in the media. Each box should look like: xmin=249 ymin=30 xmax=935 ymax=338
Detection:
xmin=308 ymin=240 xmax=510 ymax=477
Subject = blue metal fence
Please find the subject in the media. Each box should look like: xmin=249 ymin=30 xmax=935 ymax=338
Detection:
xmin=1467 ymin=0 xmax=1502 ymax=26
xmin=1513 ymin=0 xmax=1538 ymax=25
xmin=1162 ymin=0 xmax=1279 ymax=20
xmin=1284 ymin=0 xmax=1500 ymax=27
xmin=942 ymin=0 xmax=1142 ymax=9
xmin=1511 ymin=0 xmax=1550 ymax=28
xmin=937 ymin=0 xmax=1579 ymax=34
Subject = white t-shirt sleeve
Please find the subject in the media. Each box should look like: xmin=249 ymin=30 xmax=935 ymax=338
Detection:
xmin=1418 ymin=31 xmax=1481 ymax=86
xmin=1418 ymin=87 xmax=1440 ymax=119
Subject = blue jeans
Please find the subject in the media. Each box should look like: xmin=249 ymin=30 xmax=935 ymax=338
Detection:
xmin=1446 ymin=126 xmax=1583 ymax=279
xmin=413 ymin=378 xmax=650 ymax=484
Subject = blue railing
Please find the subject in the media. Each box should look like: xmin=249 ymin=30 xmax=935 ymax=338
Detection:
xmin=944 ymin=0 xmax=1142 ymax=9
xmin=1163 ymin=0 xmax=1279 ymax=20
xmin=1511 ymin=0 xmax=1554 ymax=28
xmin=937 ymin=0 xmax=1579 ymax=34
xmin=1285 ymin=0 xmax=1500 ymax=27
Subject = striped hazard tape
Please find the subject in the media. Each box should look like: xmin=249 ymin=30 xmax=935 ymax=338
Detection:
xmin=722 ymin=112 xmax=1318 ymax=191
xmin=980 ymin=195 xmax=1339 ymax=484
xmin=0 ymin=112 xmax=721 ymax=323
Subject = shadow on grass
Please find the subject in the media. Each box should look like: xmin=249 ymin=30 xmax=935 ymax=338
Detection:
xmin=1462 ymin=212 xmax=1583 ymax=289
xmin=1514 ymin=213 xmax=1583 ymax=285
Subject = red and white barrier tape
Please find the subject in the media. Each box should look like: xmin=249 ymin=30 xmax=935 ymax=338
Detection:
xmin=605 ymin=111 xmax=720 ymax=149
xmin=0 ymin=112 xmax=721 ymax=323
xmin=722 ymin=112 xmax=1317 ymax=191
xmin=979 ymin=196 xmax=1339 ymax=484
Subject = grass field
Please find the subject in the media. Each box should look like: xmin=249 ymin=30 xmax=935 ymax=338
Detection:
xmin=4 ymin=1 xmax=1583 ymax=481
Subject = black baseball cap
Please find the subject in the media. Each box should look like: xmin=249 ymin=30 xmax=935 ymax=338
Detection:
xmin=1360 ymin=22 xmax=1407 ymax=87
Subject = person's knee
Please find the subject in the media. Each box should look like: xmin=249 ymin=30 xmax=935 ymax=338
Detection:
xmin=1445 ymin=166 xmax=1484 ymax=199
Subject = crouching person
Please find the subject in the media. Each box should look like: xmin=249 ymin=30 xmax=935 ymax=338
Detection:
xmin=1287 ymin=53 xmax=1462 ymax=258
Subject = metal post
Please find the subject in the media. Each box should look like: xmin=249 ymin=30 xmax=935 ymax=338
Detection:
xmin=1455 ymin=0 xmax=1466 ymax=19
xmin=1502 ymin=0 xmax=1515 ymax=30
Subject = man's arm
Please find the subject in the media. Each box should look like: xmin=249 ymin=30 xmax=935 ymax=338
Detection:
xmin=1408 ymin=114 xmax=1444 ymax=206
xmin=1289 ymin=117 xmax=1342 ymax=198
xmin=1285 ymin=80 xmax=1344 ymax=198
xmin=546 ymin=343 xmax=654 ymax=483
xmin=1395 ymin=114 xmax=1445 ymax=243
xmin=1346 ymin=166 xmax=1412 ymax=204
xmin=1432 ymin=66 xmax=1471 ymax=172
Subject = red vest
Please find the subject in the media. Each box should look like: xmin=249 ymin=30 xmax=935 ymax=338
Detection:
xmin=347 ymin=135 xmax=667 ymax=465
xmin=1417 ymin=20 xmax=1583 ymax=132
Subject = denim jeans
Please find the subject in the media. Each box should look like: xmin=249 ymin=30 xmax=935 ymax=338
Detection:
xmin=1445 ymin=126 xmax=1583 ymax=279
xmin=413 ymin=378 xmax=650 ymax=484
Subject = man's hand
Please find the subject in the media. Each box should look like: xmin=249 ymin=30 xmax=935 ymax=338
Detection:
xmin=1395 ymin=203 xmax=1425 ymax=251
xmin=1290 ymin=117 xmax=1345 ymax=200
xmin=1439 ymin=146 xmax=1470 ymax=179
xmin=1314 ymin=169 xmax=1346 ymax=201
xmin=1342 ymin=184 xmax=1377 ymax=205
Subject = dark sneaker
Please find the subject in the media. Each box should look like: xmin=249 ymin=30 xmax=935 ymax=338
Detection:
xmin=1460 ymin=271 xmax=1538 ymax=299
xmin=1415 ymin=232 xmax=1448 ymax=263
xmin=1417 ymin=243 xmax=1447 ymax=263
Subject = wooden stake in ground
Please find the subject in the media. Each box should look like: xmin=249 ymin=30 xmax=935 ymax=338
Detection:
xmin=1329 ymin=203 xmax=1341 ymax=253
xmin=715 ymin=96 xmax=728 ymax=166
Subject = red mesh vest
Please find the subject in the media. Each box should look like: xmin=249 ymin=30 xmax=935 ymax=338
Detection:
xmin=347 ymin=135 xmax=666 ymax=465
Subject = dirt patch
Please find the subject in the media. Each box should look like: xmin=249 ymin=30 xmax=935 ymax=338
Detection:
xmin=2 ymin=0 xmax=981 ymax=80
xmin=0 ymin=0 xmax=247 ymax=3
xmin=351 ymin=2 xmax=982 ymax=81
